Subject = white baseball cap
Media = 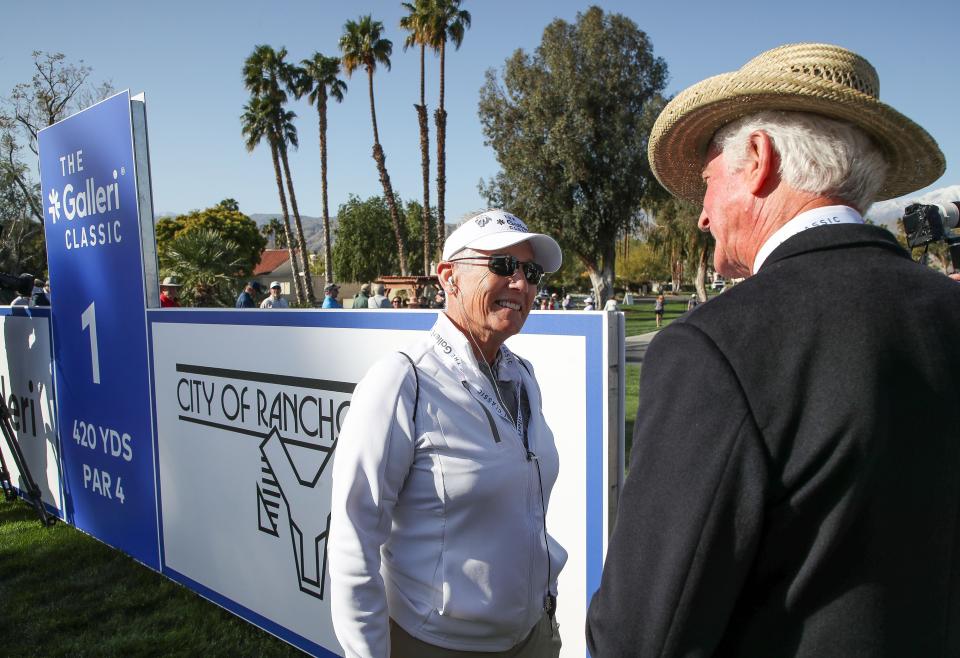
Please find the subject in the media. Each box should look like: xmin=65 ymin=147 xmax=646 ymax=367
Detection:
xmin=442 ymin=210 xmax=562 ymax=273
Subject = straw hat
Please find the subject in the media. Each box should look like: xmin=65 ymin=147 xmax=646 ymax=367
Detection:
xmin=648 ymin=42 xmax=944 ymax=204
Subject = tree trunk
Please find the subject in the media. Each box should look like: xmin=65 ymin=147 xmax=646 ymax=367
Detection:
xmin=583 ymin=243 xmax=616 ymax=307
xmin=417 ymin=104 xmax=431 ymax=275
xmin=434 ymin=107 xmax=447 ymax=262
xmin=695 ymin=244 xmax=708 ymax=302
xmin=318 ymin=97 xmax=333 ymax=285
xmin=434 ymin=41 xmax=447 ymax=261
xmin=367 ymin=68 xmax=408 ymax=276
xmin=269 ymin=141 xmax=303 ymax=304
xmin=671 ymin=247 xmax=682 ymax=293
xmin=417 ymin=44 xmax=432 ymax=275
xmin=3 ymin=144 xmax=43 ymax=222
xmin=279 ymin=144 xmax=315 ymax=305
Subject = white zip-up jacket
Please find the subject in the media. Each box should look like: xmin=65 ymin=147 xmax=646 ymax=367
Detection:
xmin=330 ymin=313 xmax=568 ymax=657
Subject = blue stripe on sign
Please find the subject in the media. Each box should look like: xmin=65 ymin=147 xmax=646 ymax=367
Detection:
xmin=146 ymin=307 xmax=602 ymax=338
xmin=0 ymin=307 xmax=51 ymax=318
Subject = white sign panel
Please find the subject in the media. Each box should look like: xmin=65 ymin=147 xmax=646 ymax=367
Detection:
xmin=0 ymin=310 xmax=62 ymax=514
xmin=151 ymin=311 xmax=612 ymax=657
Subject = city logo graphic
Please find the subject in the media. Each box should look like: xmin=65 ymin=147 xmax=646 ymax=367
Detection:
xmin=174 ymin=364 xmax=353 ymax=600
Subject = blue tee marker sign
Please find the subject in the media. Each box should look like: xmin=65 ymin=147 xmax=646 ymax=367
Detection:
xmin=39 ymin=91 xmax=159 ymax=568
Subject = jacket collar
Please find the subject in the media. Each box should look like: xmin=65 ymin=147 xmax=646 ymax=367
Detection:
xmin=429 ymin=313 xmax=523 ymax=385
xmin=759 ymin=222 xmax=910 ymax=272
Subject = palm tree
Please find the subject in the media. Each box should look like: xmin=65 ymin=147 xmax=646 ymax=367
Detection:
xmin=261 ymin=217 xmax=287 ymax=248
xmin=424 ymin=0 xmax=471 ymax=260
xmin=298 ymin=53 xmax=347 ymax=285
xmin=163 ymin=229 xmax=245 ymax=307
xmin=339 ymin=15 xmax=409 ymax=276
xmin=241 ymin=94 xmax=304 ymax=304
xmin=401 ymin=0 xmax=433 ymax=275
xmin=243 ymin=45 xmax=315 ymax=305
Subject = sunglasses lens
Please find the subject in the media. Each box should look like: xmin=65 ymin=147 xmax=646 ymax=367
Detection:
xmin=487 ymin=255 xmax=517 ymax=277
xmin=485 ymin=255 xmax=543 ymax=284
xmin=522 ymin=262 xmax=544 ymax=285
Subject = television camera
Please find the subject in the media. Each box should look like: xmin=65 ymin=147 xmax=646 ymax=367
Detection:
xmin=902 ymin=201 xmax=960 ymax=272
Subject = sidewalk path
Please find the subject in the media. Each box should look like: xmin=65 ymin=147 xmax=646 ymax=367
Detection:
xmin=626 ymin=330 xmax=660 ymax=364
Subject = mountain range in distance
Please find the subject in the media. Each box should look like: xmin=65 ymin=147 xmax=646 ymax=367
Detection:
xmin=248 ymin=213 xmax=336 ymax=254
xmin=156 ymin=182 xmax=960 ymax=249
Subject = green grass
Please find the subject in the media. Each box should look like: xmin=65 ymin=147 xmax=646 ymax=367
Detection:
xmin=0 ymin=499 xmax=301 ymax=657
xmin=622 ymin=299 xmax=689 ymax=337
xmin=624 ymin=364 xmax=641 ymax=462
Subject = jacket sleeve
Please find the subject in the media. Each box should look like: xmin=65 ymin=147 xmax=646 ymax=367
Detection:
xmin=586 ymin=323 xmax=769 ymax=657
xmin=329 ymin=354 xmax=418 ymax=658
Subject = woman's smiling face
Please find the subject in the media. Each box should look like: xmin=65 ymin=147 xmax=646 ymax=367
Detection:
xmin=447 ymin=241 xmax=538 ymax=358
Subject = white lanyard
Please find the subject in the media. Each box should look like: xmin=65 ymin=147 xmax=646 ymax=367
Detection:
xmin=429 ymin=327 xmax=524 ymax=437
xmin=753 ymin=205 xmax=863 ymax=273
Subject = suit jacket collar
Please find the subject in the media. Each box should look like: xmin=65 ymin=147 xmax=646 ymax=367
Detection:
xmin=759 ymin=222 xmax=910 ymax=272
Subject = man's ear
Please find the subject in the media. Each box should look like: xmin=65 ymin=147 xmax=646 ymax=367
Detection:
xmin=437 ymin=261 xmax=456 ymax=295
xmin=742 ymin=130 xmax=778 ymax=195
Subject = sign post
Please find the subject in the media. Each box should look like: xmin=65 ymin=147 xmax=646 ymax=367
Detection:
xmin=38 ymin=90 xmax=160 ymax=568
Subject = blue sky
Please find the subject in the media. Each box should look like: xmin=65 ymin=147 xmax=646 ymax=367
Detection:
xmin=3 ymin=0 xmax=958 ymax=224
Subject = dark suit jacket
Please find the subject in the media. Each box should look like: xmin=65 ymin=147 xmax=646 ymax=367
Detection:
xmin=587 ymin=224 xmax=960 ymax=657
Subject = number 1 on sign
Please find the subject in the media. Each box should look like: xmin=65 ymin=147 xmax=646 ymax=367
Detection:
xmin=81 ymin=301 xmax=100 ymax=384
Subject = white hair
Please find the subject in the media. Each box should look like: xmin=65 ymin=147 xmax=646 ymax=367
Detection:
xmin=711 ymin=111 xmax=888 ymax=212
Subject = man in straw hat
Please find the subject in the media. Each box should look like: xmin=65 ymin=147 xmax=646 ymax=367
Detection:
xmin=587 ymin=43 xmax=960 ymax=656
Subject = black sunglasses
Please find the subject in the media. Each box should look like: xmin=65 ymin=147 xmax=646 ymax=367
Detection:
xmin=449 ymin=254 xmax=545 ymax=285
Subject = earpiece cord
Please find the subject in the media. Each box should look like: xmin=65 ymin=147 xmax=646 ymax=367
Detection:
xmin=453 ymin=283 xmax=518 ymax=429
xmin=452 ymin=286 xmax=554 ymax=617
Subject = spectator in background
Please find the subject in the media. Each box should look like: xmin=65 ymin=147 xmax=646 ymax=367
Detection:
xmin=44 ymin=280 xmax=51 ymax=302
xmin=352 ymin=283 xmax=371 ymax=309
xmin=369 ymin=283 xmax=390 ymax=309
xmin=322 ymin=283 xmax=342 ymax=309
xmin=260 ymin=281 xmax=290 ymax=309
xmin=236 ymin=281 xmax=262 ymax=308
xmin=31 ymin=279 xmax=50 ymax=306
xmin=603 ymin=296 xmax=619 ymax=312
xmin=390 ymin=296 xmax=403 ymax=309
xmin=653 ymin=293 xmax=665 ymax=327
xmin=583 ymin=296 xmax=595 ymax=311
xmin=687 ymin=293 xmax=699 ymax=311
xmin=159 ymin=276 xmax=181 ymax=308
xmin=561 ymin=294 xmax=573 ymax=311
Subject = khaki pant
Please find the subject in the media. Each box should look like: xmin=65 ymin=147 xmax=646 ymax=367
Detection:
xmin=389 ymin=613 xmax=561 ymax=658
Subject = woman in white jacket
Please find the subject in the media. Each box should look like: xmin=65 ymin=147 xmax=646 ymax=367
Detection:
xmin=330 ymin=210 xmax=567 ymax=657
